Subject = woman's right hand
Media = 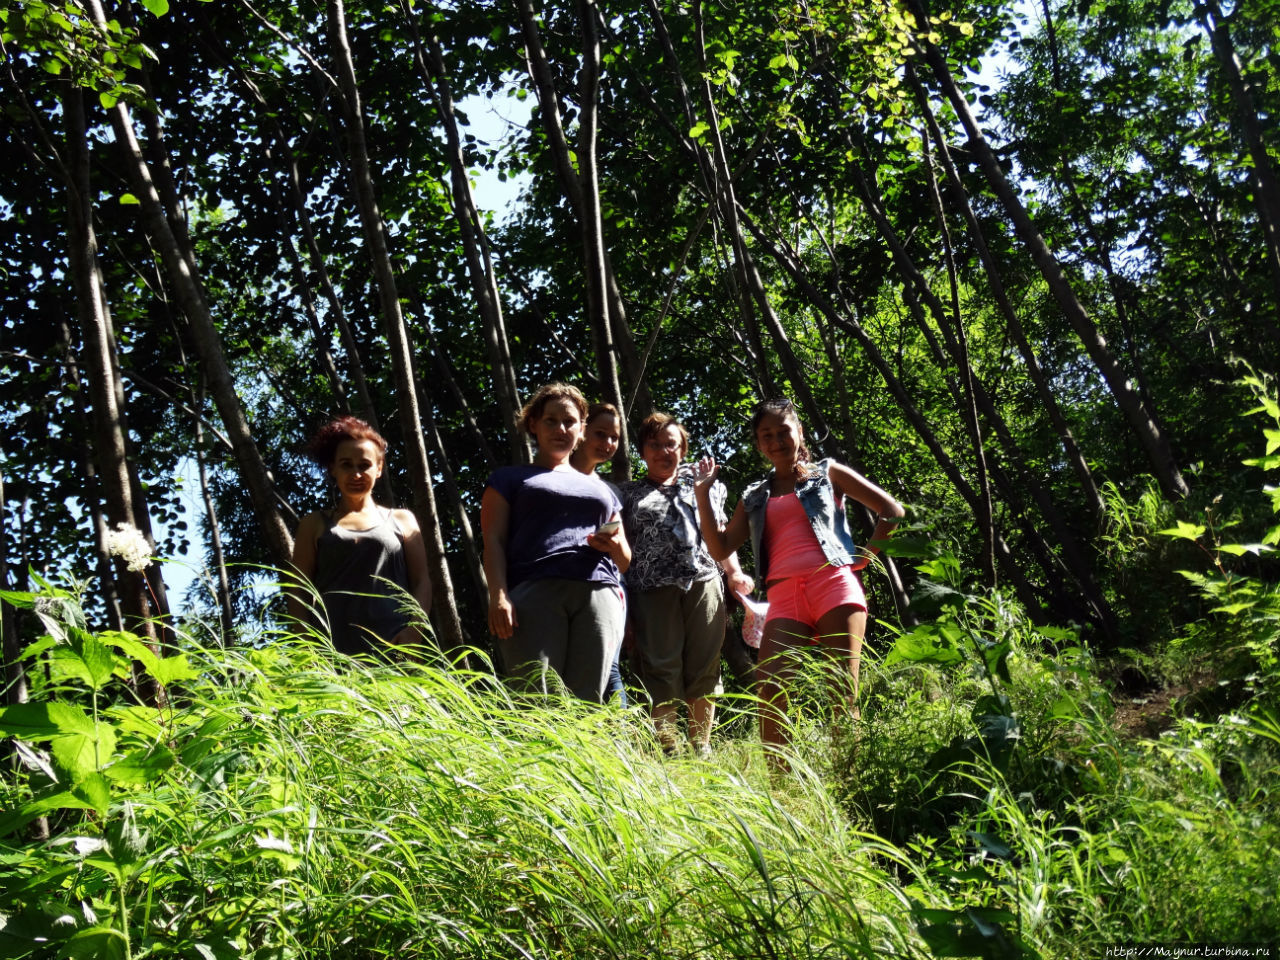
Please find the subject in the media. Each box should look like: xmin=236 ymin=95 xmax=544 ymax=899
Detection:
xmin=693 ymin=456 xmax=718 ymax=492
xmin=488 ymin=589 xmax=517 ymax=639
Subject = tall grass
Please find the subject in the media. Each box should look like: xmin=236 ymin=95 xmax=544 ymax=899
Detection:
xmin=3 ymin=552 xmax=1279 ymax=957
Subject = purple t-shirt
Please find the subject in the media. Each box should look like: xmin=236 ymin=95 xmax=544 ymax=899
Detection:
xmin=486 ymin=465 xmax=623 ymax=589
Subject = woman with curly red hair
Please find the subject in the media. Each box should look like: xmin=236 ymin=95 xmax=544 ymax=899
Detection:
xmin=287 ymin=416 xmax=433 ymax=655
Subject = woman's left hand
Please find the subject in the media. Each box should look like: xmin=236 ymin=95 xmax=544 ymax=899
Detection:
xmin=849 ymin=550 xmax=873 ymax=572
xmin=586 ymin=525 xmax=622 ymax=557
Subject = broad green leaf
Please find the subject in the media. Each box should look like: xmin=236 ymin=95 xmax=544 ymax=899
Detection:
xmin=51 ymin=722 xmax=118 ymax=781
xmin=72 ymin=772 xmax=112 ymax=816
xmin=106 ymin=744 xmax=175 ymax=785
xmin=1158 ymin=521 xmax=1206 ymax=540
xmin=1217 ymin=543 xmax=1272 ymax=556
xmin=0 ymin=701 xmax=92 ymax=740
xmin=138 ymin=0 xmax=169 ymax=15
xmin=119 ymin=193 xmax=140 ymax=205
xmin=99 ymin=90 xmax=119 ymax=109
xmin=101 ymin=630 xmax=161 ymax=676
xmin=149 ymin=652 xmax=201 ymax=685
xmin=78 ymin=634 xmax=119 ymax=690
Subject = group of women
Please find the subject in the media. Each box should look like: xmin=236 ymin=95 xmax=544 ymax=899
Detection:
xmin=289 ymin=386 xmax=903 ymax=762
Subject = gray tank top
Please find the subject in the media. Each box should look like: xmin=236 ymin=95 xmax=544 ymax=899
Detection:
xmin=312 ymin=508 xmax=410 ymax=654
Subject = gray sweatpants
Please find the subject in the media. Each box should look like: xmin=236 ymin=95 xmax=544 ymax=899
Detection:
xmin=500 ymin=578 xmax=625 ymax=702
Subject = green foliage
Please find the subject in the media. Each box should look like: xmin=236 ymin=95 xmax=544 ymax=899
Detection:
xmin=1157 ymin=375 xmax=1280 ymax=710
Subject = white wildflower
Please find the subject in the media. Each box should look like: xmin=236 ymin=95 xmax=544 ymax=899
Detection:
xmin=105 ymin=522 xmax=153 ymax=572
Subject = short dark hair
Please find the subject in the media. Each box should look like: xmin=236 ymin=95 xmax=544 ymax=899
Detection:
xmin=637 ymin=412 xmax=688 ymax=457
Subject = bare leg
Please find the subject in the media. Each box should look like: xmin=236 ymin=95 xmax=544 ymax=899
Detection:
xmin=814 ymin=605 xmax=867 ymax=722
xmin=689 ymin=696 xmax=715 ymax=749
xmin=652 ymin=701 xmax=680 ymax=752
xmin=756 ymin=618 xmax=811 ymax=772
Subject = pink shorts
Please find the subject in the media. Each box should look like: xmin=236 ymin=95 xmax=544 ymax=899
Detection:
xmin=764 ymin=564 xmax=866 ymax=640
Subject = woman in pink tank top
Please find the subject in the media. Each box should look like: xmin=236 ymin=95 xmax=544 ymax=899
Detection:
xmin=693 ymin=399 xmax=904 ymax=770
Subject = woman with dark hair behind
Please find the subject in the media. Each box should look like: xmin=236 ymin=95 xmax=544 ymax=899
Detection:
xmin=569 ymin=402 xmax=629 ymax=706
xmin=288 ymin=416 xmax=433 ymax=655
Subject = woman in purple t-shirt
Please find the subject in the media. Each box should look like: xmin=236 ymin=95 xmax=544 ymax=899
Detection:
xmin=481 ymin=383 xmax=631 ymax=701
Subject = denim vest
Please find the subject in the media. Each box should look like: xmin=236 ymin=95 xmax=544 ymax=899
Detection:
xmin=742 ymin=459 xmax=859 ymax=584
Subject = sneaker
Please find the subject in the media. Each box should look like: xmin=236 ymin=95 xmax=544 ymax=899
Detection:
xmin=693 ymin=742 xmax=713 ymax=760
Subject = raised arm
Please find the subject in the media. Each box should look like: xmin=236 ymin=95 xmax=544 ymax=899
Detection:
xmin=480 ymin=486 xmax=517 ymax=639
xmin=692 ymin=457 xmax=750 ymax=562
xmin=828 ymin=461 xmax=904 ymax=570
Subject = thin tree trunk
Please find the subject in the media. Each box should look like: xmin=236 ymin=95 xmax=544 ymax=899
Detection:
xmin=1198 ymin=0 xmax=1280 ymax=321
xmin=906 ymin=6 xmax=1188 ymax=498
xmin=514 ymin=0 xmax=647 ymax=460
xmin=918 ymin=117 xmax=996 ymax=587
xmin=400 ymin=5 xmax=527 ymax=463
xmin=907 ymin=70 xmax=1104 ymax=517
xmin=62 ymin=84 xmax=159 ymax=642
xmin=327 ymin=0 xmax=464 ymax=650
xmin=85 ymin=0 xmax=294 ymax=566
xmin=194 ymin=377 xmax=235 ymax=643
xmin=56 ymin=317 xmax=124 ymax=633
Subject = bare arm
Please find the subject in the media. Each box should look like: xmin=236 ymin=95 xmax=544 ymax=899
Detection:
xmin=828 ymin=461 xmax=904 ymax=570
xmin=692 ymin=457 xmax=750 ymax=562
xmin=480 ymin=487 xmax=517 ymax=639
xmin=286 ymin=512 xmax=324 ymax=628
xmin=392 ymin=508 xmax=434 ymax=649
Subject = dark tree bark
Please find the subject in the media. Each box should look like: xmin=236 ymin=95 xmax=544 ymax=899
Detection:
xmin=1198 ymin=0 xmax=1280 ymax=321
xmin=62 ymin=84 xmax=162 ymax=648
xmin=906 ymin=69 xmax=1104 ymax=518
xmin=400 ymin=4 xmax=527 ymax=463
xmin=905 ymin=2 xmax=1188 ymax=499
xmin=327 ymin=0 xmax=464 ymax=650
xmin=514 ymin=0 xmax=648 ymax=466
xmin=85 ymin=0 xmax=294 ymax=566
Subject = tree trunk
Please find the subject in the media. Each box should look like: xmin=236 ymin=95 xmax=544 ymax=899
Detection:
xmin=907 ymin=70 xmax=1104 ymax=517
xmin=85 ymin=0 xmax=294 ymax=566
xmin=62 ymin=83 xmax=161 ymax=646
xmin=918 ymin=115 xmax=996 ymax=588
xmin=1198 ymin=0 xmax=1280 ymax=321
xmin=327 ymin=0 xmax=465 ymax=650
xmin=514 ymin=0 xmax=646 ymax=464
xmin=194 ymin=377 xmax=235 ymax=643
xmin=401 ymin=5 xmax=527 ymax=463
xmin=907 ymin=6 xmax=1188 ymax=499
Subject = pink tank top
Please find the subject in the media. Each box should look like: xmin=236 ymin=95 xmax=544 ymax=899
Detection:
xmin=765 ymin=493 xmax=829 ymax=579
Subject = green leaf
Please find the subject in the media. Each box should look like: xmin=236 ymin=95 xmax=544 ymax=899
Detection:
xmin=1217 ymin=543 xmax=1272 ymax=556
xmin=99 ymin=90 xmax=119 ymax=109
xmin=688 ymin=121 xmax=710 ymax=140
xmin=0 ymin=700 xmax=92 ymax=740
xmin=106 ymin=744 xmax=175 ymax=785
xmin=149 ymin=652 xmax=201 ymax=685
xmin=118 ymin=193 xmax=140 ymax=205
xmin=138 ymin=0 xmax=169 ymax=16
xmin=1158 ymin=521 xmax=1206 ymax=540
xmin=72 ymin=772 xmax=112 ymax=816
xmin=51 ymin=721 xmax=118 ymax=781
xmin=77 ymin=634 xmax=119 ymax=690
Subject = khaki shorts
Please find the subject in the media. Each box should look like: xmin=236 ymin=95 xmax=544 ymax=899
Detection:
xmin=630 ymin=577 xmax=726 ymax=705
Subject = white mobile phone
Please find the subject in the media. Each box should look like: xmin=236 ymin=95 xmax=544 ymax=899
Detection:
xmin=596 ymin=520 xmax=621 ymax=535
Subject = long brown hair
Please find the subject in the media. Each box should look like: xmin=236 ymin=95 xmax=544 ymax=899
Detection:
xmin=750 ymin=398 xmax=813 ymax=469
